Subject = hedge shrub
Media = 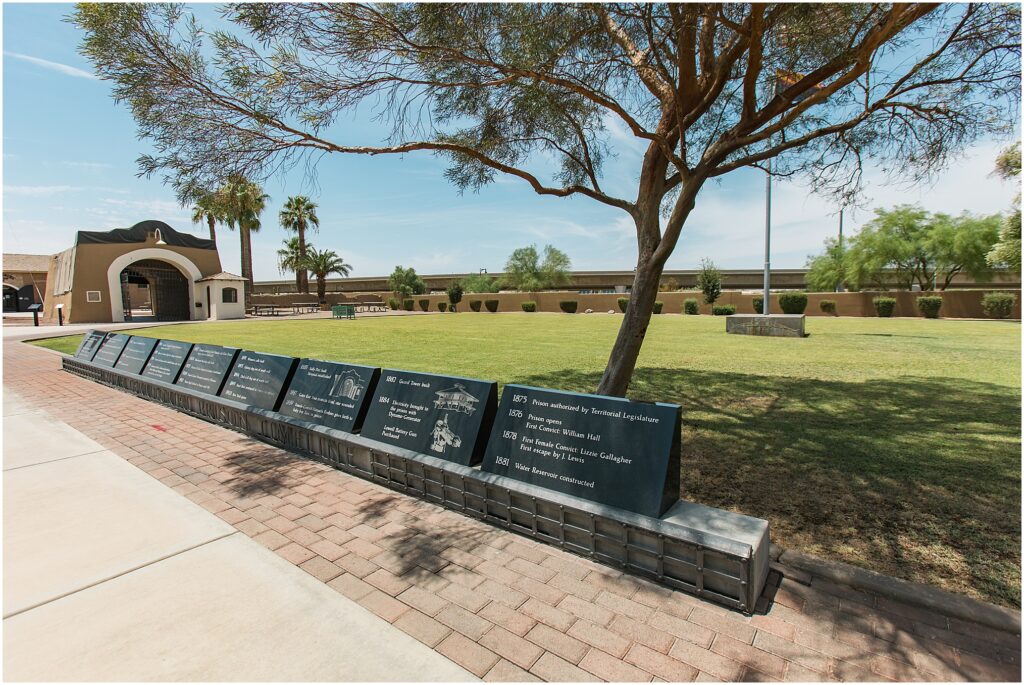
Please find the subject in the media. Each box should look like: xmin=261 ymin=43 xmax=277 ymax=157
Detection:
xmin=652 ymin=301 xmax=663 ymax=314
xmin=388 ymin=297 xmax=400 ymax=310
xmin=752 ymin=295 xmax=763 ymax=313
xmin=712 ymin=304 xmax=736 ymax=316
xmin=617 ymin=297 xmax=629 ymax=312
xmin=484 ymin=299 xmax=499 ymax=313
xmin=402 ymin=298 xmax=415 ymax=311
xmin=982 ymin=292 xmax=1016 ymax=319
xmin=521 ymin=301 xmax=537 ymax=312
xmin=469 ymin=300 xmax=482 ymax=312
xmin=683 ymin=298 xmax=699 ymax=315
xmin=418 ymin=299 xmax=430 ymax=312
xmin=778 ymin=292 xmax=808 ymax=314
xmin=916 ymin=296 xmax=943 ymax=319
xmin=819 ymin=299 xmax=837 ymax=315
xmin=438 ymin=302 xmax=448 ymax=312
xmin=873 ymin=297 xmax=896 ymax=317
xmin=559 ymin=300 xmax=578 ymax=313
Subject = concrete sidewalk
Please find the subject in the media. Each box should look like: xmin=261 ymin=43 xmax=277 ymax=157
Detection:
xmin=2 ymin=389 xmax=475 ymax=681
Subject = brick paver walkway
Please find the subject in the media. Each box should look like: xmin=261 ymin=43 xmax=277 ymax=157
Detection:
xmin=5 ymin=339 xmax=1020 ymax=682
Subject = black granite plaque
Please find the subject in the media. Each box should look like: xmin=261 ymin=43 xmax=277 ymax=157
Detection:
xmin=92 ymin=333 xmax=131 ymax=368
xmin=360 ymin=369 xmax=497 ymax=466
xmin=219 ymin=351 xmax=299 ymax=411
xmin=141 ymin=339 xmax=195 ymax=384
xmin=175 ymin=344 xmax=241 ymax=396
xmin=278 ymin=360 xmax=381 ymax=433
xmin=74 ymin=330 xmax=107 ymax=361
xmin=481 ymin=385 xmax=681 ymax=517
xmin=115 ymin=336 xmax=159 ymax=375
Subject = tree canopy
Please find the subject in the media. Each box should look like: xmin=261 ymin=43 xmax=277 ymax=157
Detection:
xmin=73 ymin=3 xmax=1021 ymax=395
xmin=503 ymin=244 xmax=572 ymax=291
xmin=459 ymin=273 xmax=499 ymax=294
xmin=388 ymin=266 xmax=427 ymax=298
xmin=988 ymin=142 xmax=1021 ymax=271
xmin=810 ymin=205 xmax=1001 ymax=291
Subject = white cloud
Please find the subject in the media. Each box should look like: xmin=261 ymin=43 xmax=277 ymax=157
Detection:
xmin=5 ymin=52 xmax=96 ymax=80
xmin=4 ymin=185 xmax=83 ymax=196
xmin=62 ymin=161 xmax=111 ymax=171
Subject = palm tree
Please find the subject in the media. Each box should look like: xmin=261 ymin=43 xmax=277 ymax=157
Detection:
xmin=302 ymin=246 xmax=352 ymax=304
xmin=190 ymin=191 xmax=225 ymax=243
xmin=219 ymin=175 xmax=269 ymax=309
xmin=279 ymin=196 xmax=319 ymax=295
xmin=277 ymin=236 xmax=313 ymax=291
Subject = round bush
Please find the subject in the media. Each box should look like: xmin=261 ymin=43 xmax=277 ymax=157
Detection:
xmin=873 ymin=297 xmax=896 ymax=317
xmin=916 ymin=296 xmax=943 ymax=319
xmin=982 ymin=292 xmax=1016 ymax=319
xmin=388 ymin=297 xmax=400 ymax=311
xmin=521 ymin=301 xmax=537 ymax=312
xmin=819 ymin=299 xmax=837 ymax=315
xmin=402 ymin=298 xmax=415 ymax=311
xmin=484 ymin=299 xmax=499 ymax=313
xmin=778 ymin=292 xmax=808 ymax=314
xmin=418 ymin=299 xmax=430 ymax=312
xmin=683 ymin=298 xmax=699 ymax=315
xmin=652 ymin=301 xmax=663 ymax=314
xmin=712 ymin=304 xmax=736 ymax=316
xmin=559 ymin=300 xmax=578 ymax=313
xmin=438 ymin=302 xmax=448 ymax=312
xmin=469 ymin=300 xmax=482 ymax=312
xmin=752 ymin=295 xmax=764 ymax=313
xmin=617 ymin=297 xmax=629 ymax=313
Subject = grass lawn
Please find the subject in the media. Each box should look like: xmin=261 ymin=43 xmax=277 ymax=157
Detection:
xmin=34 ymin=313 xmax=1022 ymax=607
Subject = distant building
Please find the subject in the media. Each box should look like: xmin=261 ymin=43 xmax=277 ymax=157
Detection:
xmin=2 ymin=254 xmax=50 ymax=312
xmin=43 ymin=220 xmax=246 ymax=323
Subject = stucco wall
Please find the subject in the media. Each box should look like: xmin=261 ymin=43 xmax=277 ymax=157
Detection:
xmin=251 ymin=288 xmax=1021 ymax=319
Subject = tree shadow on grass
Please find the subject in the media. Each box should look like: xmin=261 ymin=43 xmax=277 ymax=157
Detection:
xmin=518 ymin=367 xmax=1022 ymax=608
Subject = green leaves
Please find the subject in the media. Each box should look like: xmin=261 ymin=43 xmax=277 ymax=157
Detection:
xmin=502 ymin=244 xmax=571 ymax=291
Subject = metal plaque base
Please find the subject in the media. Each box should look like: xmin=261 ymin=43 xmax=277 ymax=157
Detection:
xmin=63 ymin=357 xmax=770 ymax=613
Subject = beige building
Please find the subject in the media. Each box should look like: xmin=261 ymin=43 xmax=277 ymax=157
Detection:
xmin=2 ymin=254 xmax=50 ymax=312
xmin=43 ymin=220 xmax=246 ymax=324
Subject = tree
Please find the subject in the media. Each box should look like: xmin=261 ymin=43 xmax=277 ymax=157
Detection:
xmin=805 ymin=238 xmax=850 ymax=292
xmin=218 ymin=175 xmax=269 ymax=309
xmin=988 ymin=142 xmax=1021 ymax=271
xmin=277 ymin=236 xmax=313 ymax=291
xmin=190 ymin=191 xmax=225 ymax=243
xmin=74 ymin=4 xmax=1021 ymax=396
xmin=388 ymin=266 xmax=426 ymax=299
xmin=459 ymin=272 xmax=499 ymax=293
xmin=447 ymin=282 xmax=464 ymax=312
xmin=503 ymin=245 xmax=571 ymax=291
xmin=696 ymin=258 xmax=721 ymax=305
xmin=843 ymin=205 xmax=999 ymax=290
xmin=279 ymin=196 xmax=320 ymax=295
xmin=303 ymin=246 xmax=352 ymax=304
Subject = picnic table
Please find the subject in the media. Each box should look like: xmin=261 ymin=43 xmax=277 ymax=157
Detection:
xmin=354 ymin=301 xmax=388 ymax=313
xmin=292 ymin=302 xmax=321 ymax=314
xmin=332 ymin=304 xmax=356 ymax=320
xmin=251 ymin=304 xmax=283 ymax=316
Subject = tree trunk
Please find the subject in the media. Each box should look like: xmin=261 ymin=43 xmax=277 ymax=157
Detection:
xmin=298 ymin=223 xmax=309 ymax=295
xmin=317 ymin=276 xmax=326 ymax=304
xmin=596 ymin=258 xmax=664 ymax=397
xmin=207 ymin=215 xmax=216 ymax=243
xmin=240 ymin=225 xmax=253 ymax=311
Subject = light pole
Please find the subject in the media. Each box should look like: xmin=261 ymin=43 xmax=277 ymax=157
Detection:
xmin=836 ymin=207 xmax=845 ymax=292
xmin=762 ymin=156 xmax=772 ymax=314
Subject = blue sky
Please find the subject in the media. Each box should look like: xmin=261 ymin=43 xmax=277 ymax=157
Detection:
xmin=3 ymin=3 xmax=1019 ymax=281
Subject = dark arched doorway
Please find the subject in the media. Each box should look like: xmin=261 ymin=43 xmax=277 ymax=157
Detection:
xmin=120 ymin=259 xmax=190 ymax=321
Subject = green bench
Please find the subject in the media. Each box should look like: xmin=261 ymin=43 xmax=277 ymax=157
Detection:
xmin=331 ymin=304 xmax=355 ymax=320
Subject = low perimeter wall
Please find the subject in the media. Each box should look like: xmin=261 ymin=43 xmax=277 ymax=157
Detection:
xmin=252 ymin=289 xmax=1021 ymax=319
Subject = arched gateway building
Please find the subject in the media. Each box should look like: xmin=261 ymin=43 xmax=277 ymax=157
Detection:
xmin=44 ymin=220 xmax=246 ymax=324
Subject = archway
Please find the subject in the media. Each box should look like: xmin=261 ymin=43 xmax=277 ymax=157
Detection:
xmin=106 ymin=248 xmax=202 ymax=323
xmin=2 ymin=284 xmax=18 ymax=312
xmin=120 ymin=260 xmax=190 ymax=321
